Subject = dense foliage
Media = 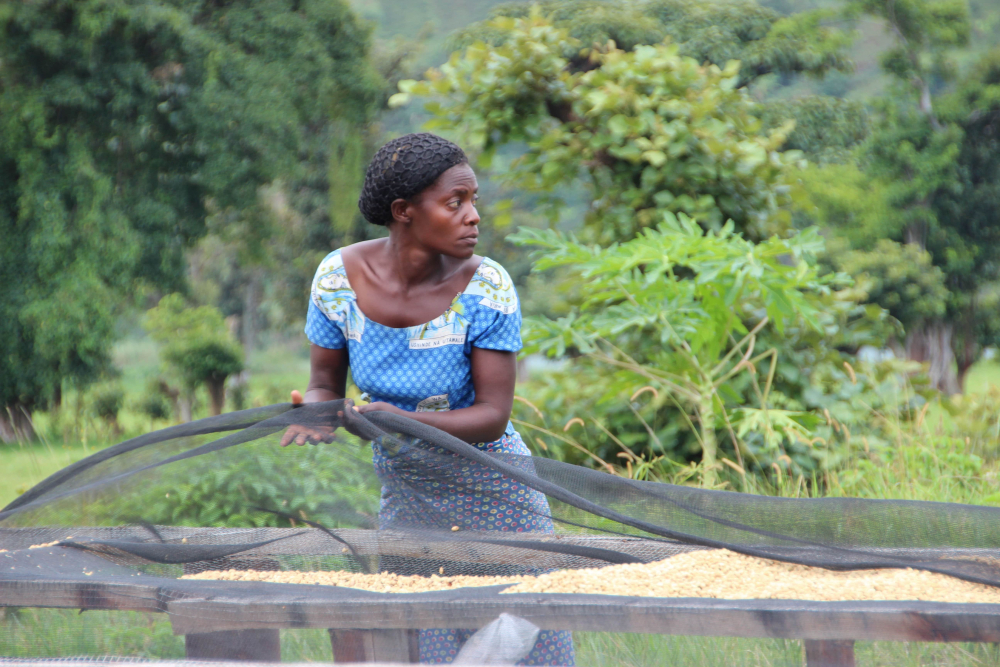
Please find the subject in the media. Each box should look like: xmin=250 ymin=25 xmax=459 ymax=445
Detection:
xmin=453 ymin=0 xmax=853 ymax=87
xmin=6 ymin=0 xmax=1000 ymax=498
xmin=0 ymin=0 xmax=381 ymax=438
xmin=799 ymin=0 xmax=1000 ymax=393
xmin=512 ymin=216 xmax=838 ymax=483
xmin=395 ymin=13 xmax=807 ymax=241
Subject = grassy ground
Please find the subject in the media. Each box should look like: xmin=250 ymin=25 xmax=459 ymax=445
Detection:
xmin=0 ymin=441 xmax=94 ymax=508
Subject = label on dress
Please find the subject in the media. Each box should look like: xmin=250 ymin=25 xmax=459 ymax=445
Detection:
xmin=416 ymin=394 xmax=451 ymax=412
xmin=479 ymin=297 xmax=517 ymax=315
xmin=409 ymin=334 xmax=466 ymax=350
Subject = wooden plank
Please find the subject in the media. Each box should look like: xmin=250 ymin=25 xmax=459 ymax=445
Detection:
xmin=804 ymin=640 xmax=856 ymax=667
xmin=329 ymin=629 xmax=417 ymax=663
xmin=6 ymin=573 xmax=1000 ymax=647
xmin=161 ymin=584 xmax=1000 ymax=643
xmin=329 ymin=629 xmax=369 ymax=662
xmin=0 ymin=578 xmax=166 ymax=613
xmin=185 ymin=629 xmax=281 ymax=661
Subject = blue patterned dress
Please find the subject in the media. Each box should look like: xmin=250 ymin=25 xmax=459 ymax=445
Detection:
xmin=304 ymin=249 xmax=575 ymax=666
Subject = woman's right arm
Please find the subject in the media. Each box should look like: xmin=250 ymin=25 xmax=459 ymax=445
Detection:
xmin=281 ymin=345 xmax=349 ymax=446
xmin=301 ymin=345 xmax=348 ymax=403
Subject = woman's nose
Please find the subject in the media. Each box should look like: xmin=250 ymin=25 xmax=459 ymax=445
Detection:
xmin=466 ymin=203 xmax=480 ymax=225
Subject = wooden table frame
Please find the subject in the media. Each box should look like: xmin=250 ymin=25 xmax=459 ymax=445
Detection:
xmin=4 ymin=532 xmax=1000 ymax=667
xmin=5 ymin=569 xmax=1000 ymax=666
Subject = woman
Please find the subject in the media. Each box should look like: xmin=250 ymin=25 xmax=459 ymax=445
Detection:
xmin=283 ymin=133 xmax=575 ymax=665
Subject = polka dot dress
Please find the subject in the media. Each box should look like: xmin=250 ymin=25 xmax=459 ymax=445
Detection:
xmin=375 ymin=431 xmax=575 ymax=666
xmin=304 ymin=250 xmax=575 ymax=665
xmin=373 ymin=432 xmax=554 ymax=533
xmin=305 ymin=250 xmax=523 ymax=417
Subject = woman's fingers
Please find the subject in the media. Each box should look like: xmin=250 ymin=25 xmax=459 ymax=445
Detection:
xmin=280 ymin=425 xmax=313 ymax=447
xmin=280 ymin=424 xmax=337 ymax=447
xmin=290 ymin=389 xmax=304 ymax=405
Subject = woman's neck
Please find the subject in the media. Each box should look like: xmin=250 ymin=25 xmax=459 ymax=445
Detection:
xmin=381 ymin=234 xmax=456 ymax=291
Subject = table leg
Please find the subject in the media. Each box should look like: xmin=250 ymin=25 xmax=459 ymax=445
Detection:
xmin=804 ymin=639 xmax=856 ymax=667
xmin=185 ymin=629 xmax=281 ymax=661
xmin=329 ymin=629 xmax=418 ymax=663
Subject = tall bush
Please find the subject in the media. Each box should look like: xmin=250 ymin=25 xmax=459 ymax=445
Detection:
xmin=144 ymin=295 xmax=243 ymax=418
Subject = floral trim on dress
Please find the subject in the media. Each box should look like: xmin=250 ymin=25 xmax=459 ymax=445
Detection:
xmin=406 ymin=295 xmax=469 ymax=349
xmin=465 ymin=259 xmax=518 ymax=315
xmin=311 ymin=250 xmax=365 ymax=342
xmin=311 ymin=254 xmax=517 ymax=348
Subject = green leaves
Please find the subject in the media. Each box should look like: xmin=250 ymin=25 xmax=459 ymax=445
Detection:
xmin=513 ymin=212 xmax=830 ymax=353
xmin=144 ymin=294 xmax=243 ymax=391
xmin=512 ymin=214 xmax=843 ymax=483
xmin=0 ymin=0 xmax=382 ymax=417
xmin=399 ymin=14 xmax=801 ymax=242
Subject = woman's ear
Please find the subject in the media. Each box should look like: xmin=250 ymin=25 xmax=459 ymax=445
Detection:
xmin=390 ymin=198 xmax=412 ymax=225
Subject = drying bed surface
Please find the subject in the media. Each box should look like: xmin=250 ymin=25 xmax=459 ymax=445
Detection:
xmin=182 ymin=548 xmax=1000 ymax=603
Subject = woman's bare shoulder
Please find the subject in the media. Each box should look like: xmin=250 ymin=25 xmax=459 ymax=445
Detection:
xmin=339 ymin=239 xmax=386 ymax=260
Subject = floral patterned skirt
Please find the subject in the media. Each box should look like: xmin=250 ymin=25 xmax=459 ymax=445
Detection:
xmin=373 ymin=430 xmax=576 ymax=666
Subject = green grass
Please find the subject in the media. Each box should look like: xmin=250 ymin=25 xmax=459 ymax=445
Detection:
xmin=0 ymin=441 xmax=95 ymax=509
xmin=961 ymin=359 xmax=1000 ymax=394
xmin=4 ymin=611 xmax=1000 ymax=665
xmin=0 ymin=608 xmax=333 ymax=661
xmin=0 ymin=608 xmax=184 ymax=659
xmin=574 ymin=633 xmax=1000 ymax=667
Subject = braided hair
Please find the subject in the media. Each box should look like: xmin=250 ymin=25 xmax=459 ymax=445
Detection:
xmin=358 ymin=133 xmax=469 ymax=226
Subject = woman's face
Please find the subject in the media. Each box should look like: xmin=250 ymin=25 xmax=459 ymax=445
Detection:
xmin=394 ymin=163 xmax=480 ymax=259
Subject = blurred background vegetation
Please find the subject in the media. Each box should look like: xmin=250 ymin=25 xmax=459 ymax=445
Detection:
xmin=3 ymin=0 xmax=1000 ymax=511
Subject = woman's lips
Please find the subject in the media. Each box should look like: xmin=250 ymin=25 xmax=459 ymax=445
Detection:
xmin=458 ymin=236 xmax=479 ymax=245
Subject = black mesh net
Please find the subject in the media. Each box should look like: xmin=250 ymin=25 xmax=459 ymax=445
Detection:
xmin=4 ymin=400 xmax=1000 ymax=665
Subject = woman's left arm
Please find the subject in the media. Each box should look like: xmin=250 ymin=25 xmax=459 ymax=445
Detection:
xmin=355 ymin=347 xmax=515 ymax=443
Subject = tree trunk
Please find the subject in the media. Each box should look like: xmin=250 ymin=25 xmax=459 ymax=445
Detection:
xmin=698 ymin=390 xmax=718 ymax=488
xmin=956 ymin=335 xmax=977 ymax=394
xmin=905 ymin=321 xmax=962 ymax=395
xmin=156 ymin=380 xmax=181 ymax=422
xmin=179 ymin=393 xmax=194 ymax=423
xmin=243 ymin=271 xmax=260 ymax=354
xmin=0 ymin=402 xmax=37 ymax=443
xmin=207 ymin=379 xmax=226 ymax=416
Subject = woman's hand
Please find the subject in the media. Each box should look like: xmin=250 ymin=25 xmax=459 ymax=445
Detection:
xmin=354 ymin=401 xmax=405 ymax=416
xmin=279 ymin=390 xmax=338 ymax=447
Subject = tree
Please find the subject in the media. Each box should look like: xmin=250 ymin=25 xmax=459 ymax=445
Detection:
xmin=453 ymin=0 xmax=854 ymax=87
xmin=757 ymin=97 xmax=871 ymax=164
xmin=144 ymin=294 xmax=244 ymax=418
xmin=395 ymin=11 xmax=808 ymax=242
xmin=804 ymin=0 xmax=1000 ymax=393
xmin=0 ymin=0 xmax=382 ymax=438
xmin=832 ymin=239 xmax=949 ymax=332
